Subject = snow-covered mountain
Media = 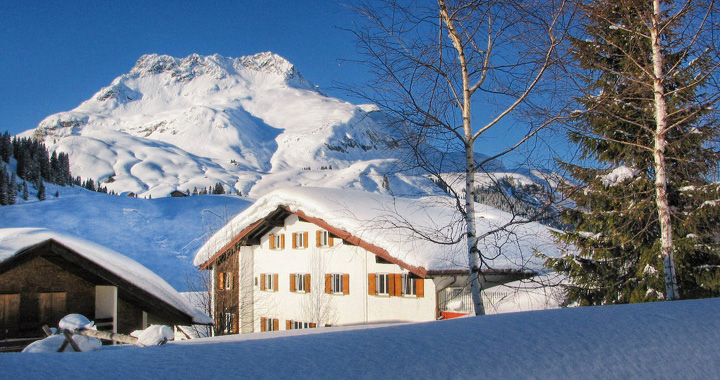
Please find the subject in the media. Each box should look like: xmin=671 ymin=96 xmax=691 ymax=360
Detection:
xmin=24 ymin=52 xmax=431 ymax=198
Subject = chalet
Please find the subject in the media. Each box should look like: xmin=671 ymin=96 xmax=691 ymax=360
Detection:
xmin=170 ymin=190 xmax=188 ymax=198
xmin=195 ymin=187 xmax=561 ymax=334
xmin=0 ymin=228 xmax=212 ymax=351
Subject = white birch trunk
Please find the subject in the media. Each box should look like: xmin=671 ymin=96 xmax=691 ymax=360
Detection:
xmin=650 ymin=0 xmax=680 ymax=300
xmin=439 ymin=0 xmax=485 ymax=315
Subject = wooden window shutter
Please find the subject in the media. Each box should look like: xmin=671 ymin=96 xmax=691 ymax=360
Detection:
xmin=273 ymin=318 xmax=279 ymax=331
xmin=304 ymin=274 xmax=311 ymax=292
xmin=303 ymin=232 xmax=309 ymax=248
xmin=269 ymin=234 xmax=275 ymax=249
xmin=218 ymin=272 xmax=225 ymax=290
xmin=286 ymin=320 xmax=292 ymax=330
xmin=316 ymin=230 xmax=322 ymax=247
xmin=329 ymin=236 xmax=334 ymax=247
xmin=416 ymin=278 xmax=424 ymax=298
xmin=368 ymin=273 xmax=376 ymax=295
xmin=260 ymin=317 xmax=267 ymax=332
xmin=290 ymin=274 xmax=296 ymax=292
xmin=273 ymin=274 xmax=279 ymax=291
xmin=310 ymin=322 xmax=316 ymax=328
xmin=281 ymin=234 xmax=286 ymax=249
xmin=260 ymin=274 xmax=266 ymax=291
xmin=388 ymin=274 xmax=395 ymax=296
xmin=292 ymin=233 xmax=297 ymax=249
xmin=233 ymin=315 xmax=238 ymax=333
xmin=325 ymin=274 xmax=332 ymax=294
xmin=342 ymin=274 xmax=350 ymax=295
xmin=393 ymin=274 xmax=402 ymax=297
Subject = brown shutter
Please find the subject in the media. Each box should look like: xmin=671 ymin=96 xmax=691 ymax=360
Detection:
xmin=273 ymin=318 xmax=279 ymax=331
xmin=303 ymin=232 xmax=309 ymax=248
xmin=388 ymin=274 xmax=395 ymax=296
xmin=286 ymin=320 xmax=292 ymax=330
xmin=343 ymin=274 xmax=350 ymax=295
xmin=273 ymin=274 xmax=279 ymax=291
xmin=368 ymin=273 xmax=376 ymax=295
xmin=290 ymin=274 xmax=296 ymax=292
xmin=329 ymin=236 xmax=334 ymax=247
xmin=260 ymin=317 xmax=266 ymax=332
xmin=394 ymin=274 xmax=402 ymax=296
xmin=305 ymin=274 xmax=311 ymax=292
xmin=281 ymin=234 xmax=285 ymax=249
xmin=292 ymin=233 xmax=297 ymax=249
xmin=316 ymin=230 xmax=322 ymax=247
xmin=310 ymin=322 xmax=317 ymax=328
xmin=260 ymin=274 xmax=266 ymax=291
xmin=269 ymin=234 xmax=275 ymax=250
xmin=416 ymin=278 xmax=424 ymax=298
xmin=218 ymin=272 xmax=225 ymax=290
xmin=233 ymin=315 xmax=238 ymax=333
xmin=325 ymin=274 xmax=332 ymax=294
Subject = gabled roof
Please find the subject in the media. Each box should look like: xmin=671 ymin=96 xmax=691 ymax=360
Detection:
xmin=195 ymin=188 xmax=563 ymax=276
xmin=0 ymin=228 xmax=212 ymax=325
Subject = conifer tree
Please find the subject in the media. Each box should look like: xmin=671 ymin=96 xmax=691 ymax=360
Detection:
xmin=546 ymin=0 xmax=720 ymax=305
xmin=7 ymin=172 xmax=16 ymax=205
xmin=22 ymin=181 xmax=28 ymax=201
xmin=36 ymin=180 xmax=45 ymax=201
xmin=0 ymin=165 xmax=7 ymax=206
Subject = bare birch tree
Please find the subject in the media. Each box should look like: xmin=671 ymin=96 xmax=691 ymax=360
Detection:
xmin=349 ymin=0 xmax=572 ymax=315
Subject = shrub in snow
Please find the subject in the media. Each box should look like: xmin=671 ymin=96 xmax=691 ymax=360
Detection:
xmin=58 ymin=314 xmax=95 ymax=331
xmin=131 ymin=325 xmax=174 ymax=346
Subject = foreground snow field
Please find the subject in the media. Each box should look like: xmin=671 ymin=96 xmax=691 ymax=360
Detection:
xmin=2 ymin=298 xmax=718 ymax=379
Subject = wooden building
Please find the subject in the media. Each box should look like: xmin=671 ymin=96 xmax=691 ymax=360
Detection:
xmin=0 ymin=228 xmax=212 ymax=351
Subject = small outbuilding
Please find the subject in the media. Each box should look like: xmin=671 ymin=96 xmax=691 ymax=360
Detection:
xmin=0 ymin=228 xmax=211 ymax=351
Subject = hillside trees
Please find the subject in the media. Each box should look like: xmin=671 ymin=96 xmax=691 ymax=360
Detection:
xmin=0 ymin=132 xmax=74 ymax=204
xmin=546 ymin=0 xmax=720 ymax=304
xmin=350 ymin=0 xmax=572 ymax=315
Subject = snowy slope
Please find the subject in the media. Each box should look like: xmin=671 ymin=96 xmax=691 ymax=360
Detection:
xmin=0 ymin=185 xmax=251 ymax=290
xmin=3 ymin=297 xmax=719 ymax=379
xmin=22 ymin=52 xmax=415 ymax=198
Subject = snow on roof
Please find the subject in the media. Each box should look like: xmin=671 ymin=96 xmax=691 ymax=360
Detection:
xmin=0 ymin=228 xmax=212 ymax=325
xmin=194 ymin=187 xmax=563 ymax=273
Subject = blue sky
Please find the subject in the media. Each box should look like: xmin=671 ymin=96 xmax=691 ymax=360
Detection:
xmin=0 ymin=0 xmax=369 ymax=135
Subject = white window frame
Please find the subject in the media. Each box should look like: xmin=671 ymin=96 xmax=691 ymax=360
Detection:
xmin=319 ymin=230 xmax=330 ymax=247
xmin=402 ymin=274 xmax=416 ymax=297
xmin=294 ymin=232 xmax=306 ymax=249
xmin=291 ymin=321 xmax=312 ymax=330
xmin=331 ymin=273 xmax=343 ymax=294
xmin=376 ymin=273 xmax=389 ymax=296
xmin=295 ymin=273 xmax=307 ymax=293
xmin=223 ymin=272 xmax=232 ymax=290
xmin=263 ymin=317 xmax=276 ymax=331
xmin=264 ymin=274 xmax=274 ymax=292
xmin=272 ymin=234 xmax=283 ymax=250
xmin=222 ymin=313 xmax=234 ymax=333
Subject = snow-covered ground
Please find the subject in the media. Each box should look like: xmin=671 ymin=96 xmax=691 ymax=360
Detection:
xmin=3 ymin=297 xmax=718 ymax=379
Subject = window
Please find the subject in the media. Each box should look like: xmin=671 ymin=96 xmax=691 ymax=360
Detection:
xmin=260 ymin=317 xmax=279 ymax=332
xmin=290 ymin=273 xmax=310 ymax=293
xmin=316 ymin=230 xmax=334 ymax=247
xmin=376 ymin=273 xmax=389 ymax=296
xmin=221 ymin=313 xmax=236 ymax=334
xmin=260 ymin=273 xmax=278 ymax=292
xmin=269 ymin=233 xmax=285 ymax=250
xmin=292 ymin=232 xmax=309 ymax=249
xmin=218 ymin=272 xmax=232 ymax=290
xmin=402 ymin=274 xmax=416 ymax=296
xmin=325 ymin=273 xmax=349 ymax=295
xmin=287 ymin=320 xmax=317 ymax=330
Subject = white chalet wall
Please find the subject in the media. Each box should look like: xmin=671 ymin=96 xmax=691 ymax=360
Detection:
xmin=251 ymin=214 xmax=436 ymax=332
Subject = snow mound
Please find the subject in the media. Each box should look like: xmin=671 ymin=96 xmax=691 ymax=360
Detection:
xmin=22 ymin=334 xmax=102 ymax=353
xmin=58 ymin=314 xmax=95 ymax=331
xmin=132 ymin=325 xmax=175 ymax=347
